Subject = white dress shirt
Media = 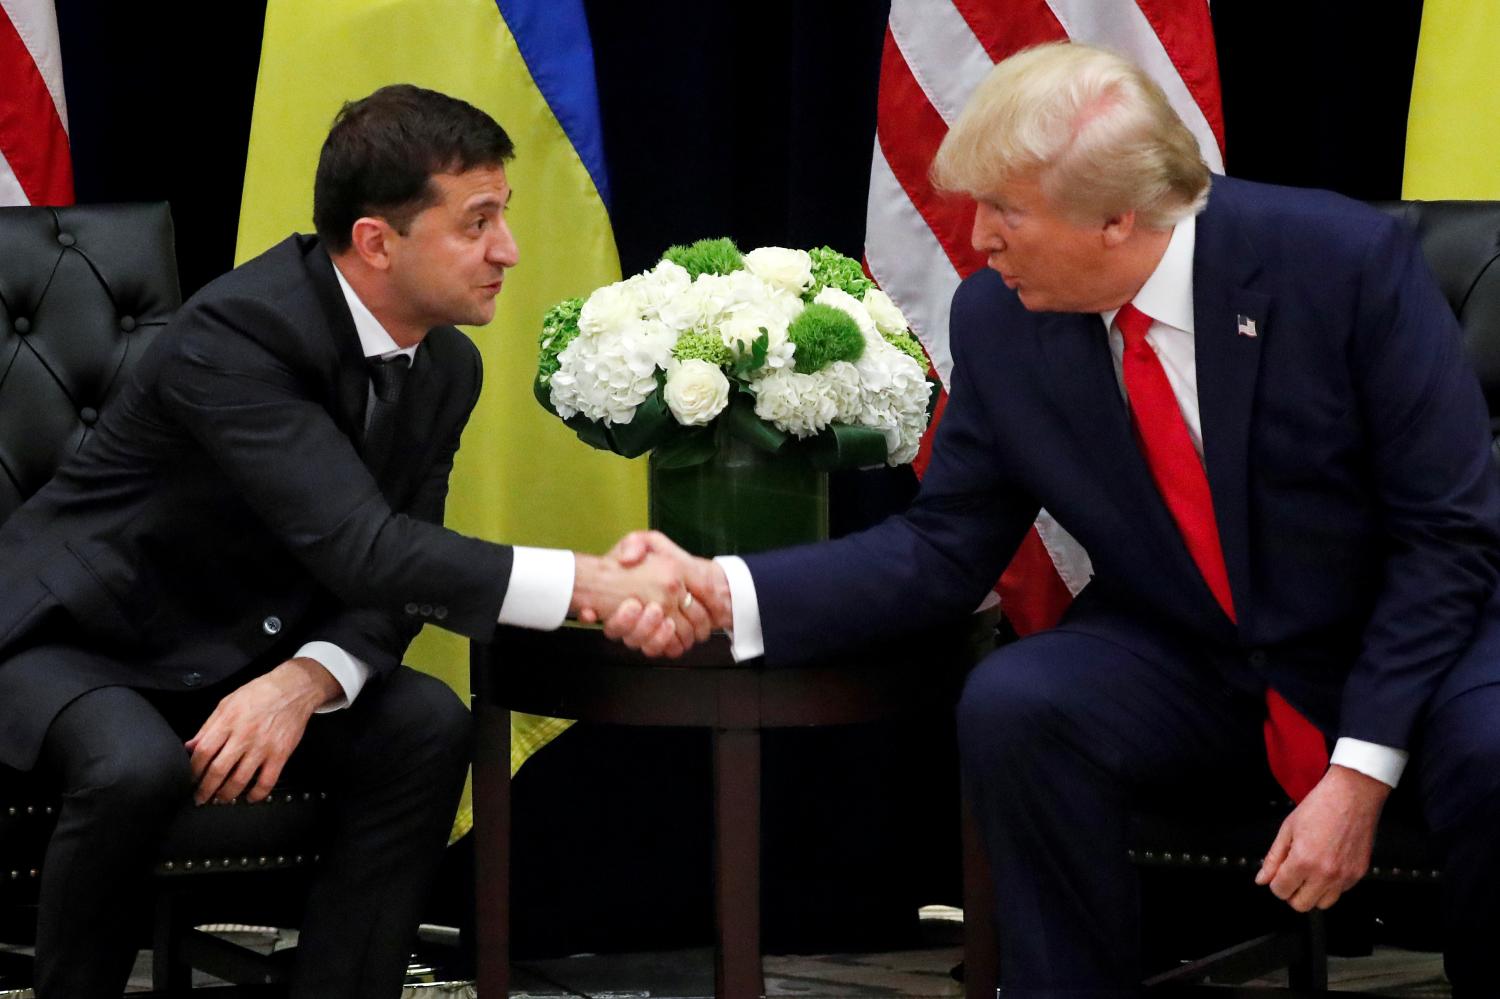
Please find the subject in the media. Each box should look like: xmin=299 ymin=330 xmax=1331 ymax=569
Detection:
xmin=721 ymin=217 xmax=1406 ymax=789
xmin=299 ymin=265 xmax=575 ymax=711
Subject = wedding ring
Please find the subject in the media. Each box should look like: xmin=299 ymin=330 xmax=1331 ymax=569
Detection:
xmin=680 ymin=592 xmax=695 ymax=611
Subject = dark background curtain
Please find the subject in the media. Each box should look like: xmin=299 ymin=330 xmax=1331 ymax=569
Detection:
xmin=52 ymin=0 xmax=1427 ymax=957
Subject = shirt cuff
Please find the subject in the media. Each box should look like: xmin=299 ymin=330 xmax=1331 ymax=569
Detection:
xmin=714 ymin=555 xmax=763 ymax=663
xmin=497 ymin=546 xmax=574 ymax=630
xmin=1330 ymin=737 xmax=1409 ymax=788
xmin=295 ymin=641 xmax=371 ymax=713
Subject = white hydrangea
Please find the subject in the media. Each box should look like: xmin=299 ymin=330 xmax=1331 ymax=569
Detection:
xmin=862 ymin=288 xmax=910 ymax=337
xmin=752 ymin=367 xmax=839 ymax=438
xmin=743 ymin=246 xmax=813 ymax=296
xmin=820 ymin=360 xmax=865 ymax=424
xmin=854 ymin=340 xmax=932 ymax=465
xmin=621 ymin=259 xmax=692 ymax=321
xmin=549 ymin=318 xmax=676 ymax=424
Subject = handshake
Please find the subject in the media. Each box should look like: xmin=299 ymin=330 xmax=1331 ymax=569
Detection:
xmin=568 ymin=531 xmax=733 ymax=658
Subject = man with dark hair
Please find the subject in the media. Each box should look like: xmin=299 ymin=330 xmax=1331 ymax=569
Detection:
xmin=0 ymin=84 xmax=702 ymax=999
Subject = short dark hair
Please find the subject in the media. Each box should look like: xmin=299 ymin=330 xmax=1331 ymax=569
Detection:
xmin=313 ymin=84 xmax=515 ymax=252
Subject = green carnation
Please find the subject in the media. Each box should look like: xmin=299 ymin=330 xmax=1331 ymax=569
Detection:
xmin=787 ymin=303 xmax=865 ymax=373
xmin=673 ymin=329 xmax=733 ymax=367
xmin=662 ymin=237 xmax=745 ymax=278
xmin=537 ymin=297 xmax=584 ymax=384
xmin=806 ymin=246 xmax=874 ymax=300
xmin=883 ymin=331 xmax=929 ymax=369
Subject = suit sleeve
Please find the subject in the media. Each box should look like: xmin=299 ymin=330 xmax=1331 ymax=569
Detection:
xmin=154 ymin=295 xmax=512 ymax=644
xmin=1337 ymin=218 xmax=1500 ymax=748
xmin=298 ymin=339 xmax=484 ymax=676
xmin=742 ymin=281 xmax=1040 ymax=666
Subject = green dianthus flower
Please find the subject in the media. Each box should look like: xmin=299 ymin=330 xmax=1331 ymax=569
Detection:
xmin=787 ymin=303 xmax=865 ymax=373
xmin=662 ymin=237 xmax=745 ymax=278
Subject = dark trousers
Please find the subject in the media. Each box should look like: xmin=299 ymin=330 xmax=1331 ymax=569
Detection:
xmin=956 ymin=606 xmax=1500 ymax=999
xmin=31 ymin=658 xmax=472 ymax=999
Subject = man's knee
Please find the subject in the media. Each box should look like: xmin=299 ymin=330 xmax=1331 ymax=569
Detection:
xmin=66 ymin=736 xmax=192 ymax=821
xmin=957 ymin=639 xmax=1072 ymax=767
xmin=373 ymin=669 xmax=473 ymax=768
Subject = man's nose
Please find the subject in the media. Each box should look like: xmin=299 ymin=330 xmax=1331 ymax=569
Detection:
xmin=971 ymin=205 xmax=1003 ymax=253
xmin=489 ymin=222 xmax=520 ymax=268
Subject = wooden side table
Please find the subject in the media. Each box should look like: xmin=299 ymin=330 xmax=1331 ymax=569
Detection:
xmin=471 ymin=610 xmax=998 ymax=999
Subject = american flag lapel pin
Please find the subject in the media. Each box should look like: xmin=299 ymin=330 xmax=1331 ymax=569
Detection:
xmin=1236 ymin=314 xmax=1259 ymax=338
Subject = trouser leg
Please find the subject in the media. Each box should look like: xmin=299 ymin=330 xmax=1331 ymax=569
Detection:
xmin=33 ymin=685 xmax=193 ymax=999
xmin=956 ymin=628 xmax=1264 ymax=999
xmin=1412 ymin=603 xmax=1500 ymax=999
xmin=287 ymin=666 xmax=473 ymax=999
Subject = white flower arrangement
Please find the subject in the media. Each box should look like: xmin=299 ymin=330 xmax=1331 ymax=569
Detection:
xmin=537 ymin=238 xmax=935 ymax=469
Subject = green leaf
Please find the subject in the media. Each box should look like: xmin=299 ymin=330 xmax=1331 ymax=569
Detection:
xmin=805 ymin=423 xmax=890 ymax=471
xmin=651 ymin=428 xmax=718 ymax=469
xmin=563 ymin=413 xmax=612 ymax=451
xmin=603 ymin=390 xmax=676 ymax=458
xmin=729 ymin=329 xmax=770 ymax=381
xmin=533 ymin=374 xmax=559 ymax=416
xmin=721 ymin=391 xmax=789 ymax=455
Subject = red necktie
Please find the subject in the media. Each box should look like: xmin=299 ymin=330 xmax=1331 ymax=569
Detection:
xmin=1115 ymin=303 xmax=1328 ymax=802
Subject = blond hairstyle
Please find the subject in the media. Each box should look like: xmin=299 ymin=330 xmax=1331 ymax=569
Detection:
xmin=931 ymin=42 xmax=1210 ymax=229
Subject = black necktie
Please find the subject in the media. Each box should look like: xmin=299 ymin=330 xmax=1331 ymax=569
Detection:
xmin=365 ymin=354 xmax=411 ymax=474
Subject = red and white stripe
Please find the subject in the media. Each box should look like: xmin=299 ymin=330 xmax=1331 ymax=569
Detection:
xmin=867 ymin=0 xmax=1224 ymax=633
xmin=0 ymin=0 xmax=73 ymax=207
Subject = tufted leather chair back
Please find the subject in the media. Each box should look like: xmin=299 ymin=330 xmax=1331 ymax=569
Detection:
xmin=0 ymin=203 xmax=179 ymax=519
xmin=1376 ymin=200 xmax=1500 ymax=431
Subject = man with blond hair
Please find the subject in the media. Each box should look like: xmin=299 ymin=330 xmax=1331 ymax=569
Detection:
xmin=610 ymin=42 xmax=1500 ymax=997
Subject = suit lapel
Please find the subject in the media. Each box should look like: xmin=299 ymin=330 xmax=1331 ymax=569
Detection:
xmin=1035 ymin=310 xmax=1203 ymax=579
xmin=1193 ymin=184 xmax=1269 ymax=626
xmin=305 ymin=243 xmax=372 ymax=442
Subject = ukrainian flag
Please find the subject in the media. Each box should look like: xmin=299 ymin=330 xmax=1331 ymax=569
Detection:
xmin=1404 ymin=0 xmax=1500 ymax=199
xmin=236 ymin=0 xmax=644 ymax=834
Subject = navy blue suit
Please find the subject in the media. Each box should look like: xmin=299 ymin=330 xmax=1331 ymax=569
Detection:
xmin=744 ymin=177 xmax=1500 ymax=996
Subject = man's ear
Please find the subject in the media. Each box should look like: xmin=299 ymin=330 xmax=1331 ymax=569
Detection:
xmin=349 ymin=216 xmax=394 ymax=271
xmin=1101 ymin=209 xmax=1137 ymax=248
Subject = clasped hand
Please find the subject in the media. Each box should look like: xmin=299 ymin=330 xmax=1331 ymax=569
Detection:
xmin=572 ymin=531 xmax=731 ymax=658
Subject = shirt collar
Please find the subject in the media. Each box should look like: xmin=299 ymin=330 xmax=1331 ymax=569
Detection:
xmin=1100 ymin=214 xmax=1197 ymax=335
xmin=330 ymin=260 xmax=418 ymax=362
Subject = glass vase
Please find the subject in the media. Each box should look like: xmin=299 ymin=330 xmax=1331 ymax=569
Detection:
xmin=647 ymin=435 xmax=828 ymax=557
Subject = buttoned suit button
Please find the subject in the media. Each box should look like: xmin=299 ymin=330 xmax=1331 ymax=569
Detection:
xmin=405 ymin=602 xmax=419 ymax=615
xmin=433 ymin=606 xmax=448 ymax=621
xmin=12 ymin=317 xmax=29 ymax=334
xmin=79 ymin=407 xmax=98 ymax=426
xmin=57 ymin=232 xmax=75 ymax=247
xmin=1247 ymin=650 xmax=1268 ymax=668
xmin=183 ymin=671 xmax=203 ymax=687
xmin=261 ymin=616 xmax=282 ymax=636
xmin=119 ymin=315 xmax=137 ymax=332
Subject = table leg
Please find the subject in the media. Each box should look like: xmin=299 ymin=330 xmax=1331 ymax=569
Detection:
xmin=961 ymin=792 xmax=998 ymax=999
xmin=474 ymin=701 xmax=511 ymax=999
xmin=713 ymin=727 xmax=763 ymax=999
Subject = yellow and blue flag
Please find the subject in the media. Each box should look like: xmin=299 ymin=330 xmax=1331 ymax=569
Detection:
xmin=237 ymin=0 xmax=645 ymax=833
xmin=1404 ymin=0 xmax=1500 ymax=199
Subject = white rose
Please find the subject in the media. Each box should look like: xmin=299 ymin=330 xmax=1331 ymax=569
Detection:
xmin=862 ymin=288 xmax=910 ymax=337
xmin=744 ymin=246 xmax=813 ymax=296
xmin=718 ymin=308 xmax=787 ymax=354
xmin=663 ymin=359 xmax=731 ymax=426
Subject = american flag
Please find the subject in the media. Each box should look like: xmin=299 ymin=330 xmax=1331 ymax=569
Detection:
xmin=0 ymin=0 xmax=73 ymax=207
xmin=865 ymin=0 xmax=1225 ymax=635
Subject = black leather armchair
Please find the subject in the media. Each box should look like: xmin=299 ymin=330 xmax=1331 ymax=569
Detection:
xmin=1131 ymin=198 xmax=1500 ymax=992
xmin=0 ymin=203 xmax=331 ymax=995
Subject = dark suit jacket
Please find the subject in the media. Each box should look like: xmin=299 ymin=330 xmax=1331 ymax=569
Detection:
xmin=0 ymin=234 xmax=513 ymax=769
xmin=746 ymin=176 xmax=1500 ymax=753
